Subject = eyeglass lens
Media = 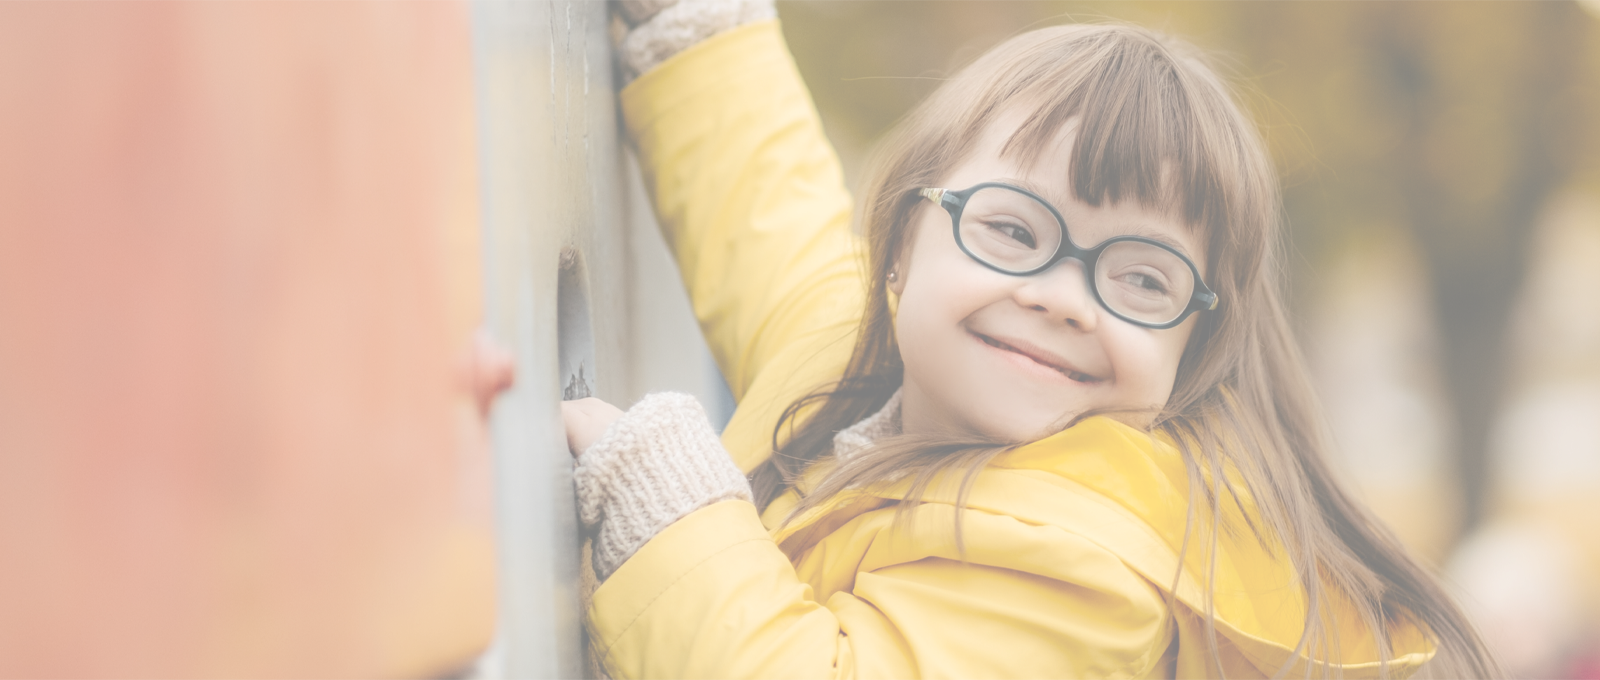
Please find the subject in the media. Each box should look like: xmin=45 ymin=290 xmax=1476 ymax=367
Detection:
xmin=956 ymin=185 xmax=1196 ymax=325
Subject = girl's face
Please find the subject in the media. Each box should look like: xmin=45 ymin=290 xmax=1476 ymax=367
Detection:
xmin=891 ymin=111 xmax=1205 ymax=441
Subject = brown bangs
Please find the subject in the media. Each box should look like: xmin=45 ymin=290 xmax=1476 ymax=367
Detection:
xmin=995 ymin=29 xmax=1231 ymax=242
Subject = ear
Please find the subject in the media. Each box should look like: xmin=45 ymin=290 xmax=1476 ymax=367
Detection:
xmin=887 ymin=259 xmax=907 ymax=296
xmin=887 ymin=202 xmax=926 ymax=297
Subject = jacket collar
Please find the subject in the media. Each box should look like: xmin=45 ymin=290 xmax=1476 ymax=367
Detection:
xmin=794 ymin=414 xmax=1435 ymax=675
xmin=830 ymin=388 xmax=902 ymax=463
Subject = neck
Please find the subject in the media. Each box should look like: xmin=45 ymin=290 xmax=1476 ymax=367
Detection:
xmin=898 ymin=376 xmax=955 ymax=438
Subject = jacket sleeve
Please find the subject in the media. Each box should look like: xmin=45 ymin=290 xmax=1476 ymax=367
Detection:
xmin=619 ymin=20 xmax=863 ymax=426
xmin=585 ymin=501 xmax=1175 ymax=679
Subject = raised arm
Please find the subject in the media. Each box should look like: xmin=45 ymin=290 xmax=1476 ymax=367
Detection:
xmin=619 ymin=10 xmax=864 ymax=429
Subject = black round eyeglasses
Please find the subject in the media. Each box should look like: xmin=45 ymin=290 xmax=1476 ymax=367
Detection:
xmin=917 ymin=182 xmax=1218 ymax=330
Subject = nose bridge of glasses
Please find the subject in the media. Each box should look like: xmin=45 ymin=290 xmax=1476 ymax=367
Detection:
xmin=1031 ymin=251 xmax=1095 ymax=296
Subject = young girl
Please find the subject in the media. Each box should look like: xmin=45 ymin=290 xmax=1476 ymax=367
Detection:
xmin=564 ymin=2 xmax=1501 ymax=677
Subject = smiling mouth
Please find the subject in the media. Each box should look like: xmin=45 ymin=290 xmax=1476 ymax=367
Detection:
xmin=973 ymin=332 xmax=1103 ymax=384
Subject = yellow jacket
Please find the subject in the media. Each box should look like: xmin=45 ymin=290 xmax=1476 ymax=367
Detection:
xmin=597 ymin=20 xmax=1432 ymax=678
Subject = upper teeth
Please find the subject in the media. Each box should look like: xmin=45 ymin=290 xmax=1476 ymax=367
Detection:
xmin=981 ymin=334 xmax=1091 ymax=381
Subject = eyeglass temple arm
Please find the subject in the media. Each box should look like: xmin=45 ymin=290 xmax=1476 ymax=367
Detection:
xmin=918 ymin=188 xmax=956 ymax=208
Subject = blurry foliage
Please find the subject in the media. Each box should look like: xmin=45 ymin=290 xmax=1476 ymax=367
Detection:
xmin=778 ymin=1 xmax=1600 ymax=538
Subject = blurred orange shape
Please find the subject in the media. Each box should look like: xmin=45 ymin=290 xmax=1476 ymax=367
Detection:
xmin=0 ymin=2 xmax=494 ymax=677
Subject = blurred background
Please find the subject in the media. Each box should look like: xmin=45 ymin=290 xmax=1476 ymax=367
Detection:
xmin=771 ymin=1 xmax=1600 ymax=677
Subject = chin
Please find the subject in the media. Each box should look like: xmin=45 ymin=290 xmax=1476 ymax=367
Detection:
xmin=967 ymin=404 xmax=1082 ymax=444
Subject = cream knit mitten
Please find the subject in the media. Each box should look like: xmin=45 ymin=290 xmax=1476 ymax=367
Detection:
xmin=612 ymin=0 xmax=777 ymax=83
xmin=573 ymin=392 xmax=753 ymax=580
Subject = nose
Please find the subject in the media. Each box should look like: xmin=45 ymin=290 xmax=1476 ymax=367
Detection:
xmin=1010 ymin=257 xmax=1100 ymax=331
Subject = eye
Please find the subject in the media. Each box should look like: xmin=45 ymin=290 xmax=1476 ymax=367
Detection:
xmin=1117 ymin=270 xmax=1171 ymax=295
xmin=983 ymin=220 xmax=1037 ymax=249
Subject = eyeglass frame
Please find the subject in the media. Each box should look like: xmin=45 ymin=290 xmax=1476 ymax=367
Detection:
xmin=916 ymin=182 xmax=1219 ymax=330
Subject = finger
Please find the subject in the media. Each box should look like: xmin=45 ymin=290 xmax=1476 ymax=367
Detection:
xmin=562 ymin=398 xmax=624 ymax=457
xmin=614 ymin=0 xmax=674 ymax=28
xmin=560 ymin=401 xmax=588 ymax=456
xmin=582 ymin=397 xmax=624 ymax=421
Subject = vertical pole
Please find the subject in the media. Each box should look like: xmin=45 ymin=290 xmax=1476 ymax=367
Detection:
xmin=471 ymin=1 xmax=622 ymax=677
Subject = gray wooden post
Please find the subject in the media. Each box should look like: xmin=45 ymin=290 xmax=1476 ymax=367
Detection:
xmin=470 ymin=1 xmax=627 ymax=677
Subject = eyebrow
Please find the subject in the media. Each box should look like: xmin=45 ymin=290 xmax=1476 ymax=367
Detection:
xmin=993 ymin=176 xmax=1063 ymax=205
xmin=989 ymin=176 xmax=1198 ymax=259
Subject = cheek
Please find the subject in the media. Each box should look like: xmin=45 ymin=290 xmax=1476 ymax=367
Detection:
xmin=893 ymin=264 xmax=971 ymax=366
xmin=894 ymin=223 xmax=1002 ymax=337
xmin=891 ymin=223 xmax=1003 ymax=378
xmin=895 ymin=218 xmax=958 ymax=323
xmin=1103 ymin=322 xmax=1192 ymax=405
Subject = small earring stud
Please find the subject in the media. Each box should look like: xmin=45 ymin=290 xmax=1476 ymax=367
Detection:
xmin=887 ymin=270 xmax=898 ymax=283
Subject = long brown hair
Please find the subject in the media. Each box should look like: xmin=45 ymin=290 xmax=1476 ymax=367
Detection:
xmin=750 ymin=23 xmax=1499 ymax=678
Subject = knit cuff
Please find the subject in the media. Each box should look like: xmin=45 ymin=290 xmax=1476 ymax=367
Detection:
xmin=573 ymin=392 xmax=753 ymax=580
xmin=613 ymin=0 xmax=777 ymax=84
